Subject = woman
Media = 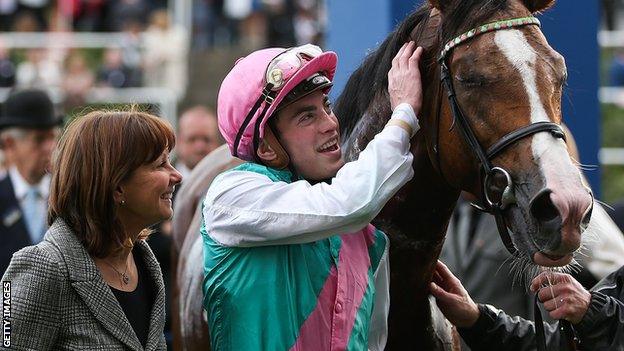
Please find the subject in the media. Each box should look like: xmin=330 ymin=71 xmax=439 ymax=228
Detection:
xmin=1 ymin=110 xmax=182 ymax=350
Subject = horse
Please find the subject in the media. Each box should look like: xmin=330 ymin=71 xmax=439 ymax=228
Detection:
xmin=171 ymin=144 xmax=242 ymax=351
xmin=335 ymin=0 xmax=592 ymax=348
xmin=172 ymin=0 xmax=594 ymax=349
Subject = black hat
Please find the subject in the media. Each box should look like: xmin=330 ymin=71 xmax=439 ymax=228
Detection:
xmin=0 ymin=89 xmax=63 ymax=130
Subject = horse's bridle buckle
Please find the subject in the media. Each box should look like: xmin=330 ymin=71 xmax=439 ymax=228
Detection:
xmin=484 ymin=167 xmax=516 ymax=210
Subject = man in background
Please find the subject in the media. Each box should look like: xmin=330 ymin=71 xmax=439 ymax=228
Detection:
xmin=174 ymin=105 xmax=221 ymax=178
xmin=0 ymin=89 xmax=61 ymax=275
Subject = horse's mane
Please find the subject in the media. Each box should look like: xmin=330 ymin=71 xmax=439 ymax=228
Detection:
xmin=334 ymin=6 xmax=431 ymax=140
xmin=335 ymin=0 xmax=511 ymax=141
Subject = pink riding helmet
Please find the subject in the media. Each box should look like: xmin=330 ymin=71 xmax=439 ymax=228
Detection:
xmin=217 ymin=44 xmax=337 ymax=161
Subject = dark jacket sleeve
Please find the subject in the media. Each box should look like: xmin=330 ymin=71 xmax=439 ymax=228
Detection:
xmin=457 ymin=304 xmax=570 ymax=351
xmin=574 ymin=266 xmax=624 ymax=351
xmin=574 ymin=292 xmax=624 ymax=350
xmin=459 ymin=266 xmax=624 ymax=351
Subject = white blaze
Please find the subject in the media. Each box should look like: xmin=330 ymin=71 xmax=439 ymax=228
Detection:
xmin=494 ymin=30 xmax=576 ymax=191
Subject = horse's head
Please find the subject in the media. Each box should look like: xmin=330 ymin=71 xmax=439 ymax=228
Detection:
xmin=426 ymin=0 xmax=593 ymax=267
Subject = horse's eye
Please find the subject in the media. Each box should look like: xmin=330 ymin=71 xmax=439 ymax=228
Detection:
xmin=455 ymin=74 xmax=487 ymax=87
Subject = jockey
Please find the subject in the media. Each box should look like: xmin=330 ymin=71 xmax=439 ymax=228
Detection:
xmin=201 ymin=41 xmax=423 ymax=350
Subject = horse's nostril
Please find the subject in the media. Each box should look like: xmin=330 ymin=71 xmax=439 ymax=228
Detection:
xmin=530 ymin=189 xmax=560 ymax=223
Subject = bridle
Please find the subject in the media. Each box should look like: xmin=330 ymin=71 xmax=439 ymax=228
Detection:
xmin=437 ymin=16 xmax=578 ymax=350
xmin=437 ymin=16 xmax=566 ymax=256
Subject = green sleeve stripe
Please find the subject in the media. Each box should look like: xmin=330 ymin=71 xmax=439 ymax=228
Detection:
xmin=368 ymin=229 xmax=388 ymax=272
xmin=346 ymin=270 xmax=376 ymax=350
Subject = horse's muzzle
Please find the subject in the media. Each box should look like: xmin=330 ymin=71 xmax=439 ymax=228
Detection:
xmin=529 ymin=186 xmax=593 ymax=256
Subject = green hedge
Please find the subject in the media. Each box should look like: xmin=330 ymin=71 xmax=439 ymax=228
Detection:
xmin=602 ymin=102 xmax=624 ymax=204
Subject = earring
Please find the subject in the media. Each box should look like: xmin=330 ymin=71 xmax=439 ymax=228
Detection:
xmin=120 ymin=200 xmax=126 ymax=206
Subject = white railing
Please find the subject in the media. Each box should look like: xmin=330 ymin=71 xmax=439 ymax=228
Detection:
xmin=172 ymin=0 xmax=192 ymax=31
xmin=0 ymin=0 xmax=192 ymax=125
xmin=600 ymin=148 xmax=624 ymax=165
xmin=599 ymin=30 xmax=624 ymax=48
xmin=0 ymin=32 xmax=129 ymax=49
xmin=598 ymin=31 xmax=624 ymax=166
xmin=599 ymin=86 xmax=624 ymax=105
xmin=599 ymin=87 xmax=624 ymax=166
xmin=0 ymin=26 xmax=189 ymax=128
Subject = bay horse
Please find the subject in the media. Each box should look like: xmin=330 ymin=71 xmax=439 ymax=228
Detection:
xmin=172 ymin=0 xmax=594 ymax=349
xmin=171 ymin=144 xmax=242 ymax=350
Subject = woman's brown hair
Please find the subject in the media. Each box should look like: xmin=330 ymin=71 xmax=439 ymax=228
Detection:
xmin=49 ymin=110 xmax=175 ymax=258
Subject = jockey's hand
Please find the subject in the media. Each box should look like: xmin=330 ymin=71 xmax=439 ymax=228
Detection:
xmin=429 ymin=260 xmax=480 ymax=328
xmin=530 ymin=271 xmax=591 ymax=324
xmin=388 ymin=41 xmax=424 ymax=115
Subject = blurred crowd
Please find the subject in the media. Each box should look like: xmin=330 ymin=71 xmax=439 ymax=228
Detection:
xmin=0 ymin=0 xmax=167 ymax=32
xmin=0 ymin=0 xmax=326 ymax=110
xmin=0 ymin=7 xmax=188 ymax=107
xmin=191 ymin=0 xmax=326 ymax=50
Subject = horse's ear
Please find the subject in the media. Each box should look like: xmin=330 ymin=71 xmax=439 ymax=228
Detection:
xmin=428 ymin=0 xmax=446 ymax=11
xmin=523 ymin=0 xmax=556 ymax=13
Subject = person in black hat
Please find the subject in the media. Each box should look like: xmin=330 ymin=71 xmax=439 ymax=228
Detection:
xmin=0 ymin=89 xmax=62 ymax=276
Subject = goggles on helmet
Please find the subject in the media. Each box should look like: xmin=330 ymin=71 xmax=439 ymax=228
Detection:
xmin=232 ymin=44 xmax=325 ymax=158
xmin=265 ymin=44 xmax=323 ymax=91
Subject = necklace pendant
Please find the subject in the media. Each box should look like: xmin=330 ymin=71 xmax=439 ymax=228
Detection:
xmin=122 ymin=273 xmax=130 ymax=285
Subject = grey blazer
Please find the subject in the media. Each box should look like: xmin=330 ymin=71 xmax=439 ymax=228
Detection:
xmin=1 ymin=218 xmax=166 ymax=350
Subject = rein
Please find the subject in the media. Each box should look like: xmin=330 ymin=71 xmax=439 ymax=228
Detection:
xmin=437 ymin=16 xmax=576 ymax=351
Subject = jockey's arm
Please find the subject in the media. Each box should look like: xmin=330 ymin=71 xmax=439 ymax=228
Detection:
xmin=202 ymin=104 xmax=418 ymax=247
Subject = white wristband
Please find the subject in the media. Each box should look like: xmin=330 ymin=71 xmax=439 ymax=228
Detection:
xmin=390 ymin=103 xmax=420 ymax=137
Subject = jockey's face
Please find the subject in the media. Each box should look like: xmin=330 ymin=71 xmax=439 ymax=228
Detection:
xmin=273 ymin=90 xmax=344 ymax=181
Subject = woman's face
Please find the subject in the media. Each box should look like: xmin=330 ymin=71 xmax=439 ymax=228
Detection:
xmin=118 ymin=150 xmax=182 ymax=228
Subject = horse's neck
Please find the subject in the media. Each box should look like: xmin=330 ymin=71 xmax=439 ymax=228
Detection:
xmin=377 ymin=18 xmax=460 ymax=306
xmin=371 ymin=14 xmax=459 ymax=251
xmin=341 ymin=3 xmax=458 ymax=282
xmin=376 ymin=133 xmax=459 ymax=276
xmin=377 ymin=130 xmax=459 ymax=349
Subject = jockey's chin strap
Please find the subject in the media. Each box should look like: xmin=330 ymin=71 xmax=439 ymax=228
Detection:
xmin=437 ymin=16 xmax=566 ymax=256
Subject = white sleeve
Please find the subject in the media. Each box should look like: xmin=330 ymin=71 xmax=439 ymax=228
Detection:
xmin=203 ymin=103 xmax=418 ymax=247
xmin=367 ymin=243 xmax=390 ymax=351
